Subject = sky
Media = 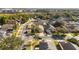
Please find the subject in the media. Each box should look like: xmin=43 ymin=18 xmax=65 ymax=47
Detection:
xmin=0 ymin=0 xmax=79 ymax=8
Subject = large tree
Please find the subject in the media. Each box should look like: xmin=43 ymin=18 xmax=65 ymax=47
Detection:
xmin=0 ymin=16 xmax=5 ymax=25
xmin=0 ymin=36 xmax=23 ymax=50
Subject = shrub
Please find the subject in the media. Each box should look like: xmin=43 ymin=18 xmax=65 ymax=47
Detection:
xmin=67 ymin=38 xmax=79 ymax=47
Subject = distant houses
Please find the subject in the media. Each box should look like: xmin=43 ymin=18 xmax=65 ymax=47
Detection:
xmin=28 ymin=18 xmax=79 ymax=33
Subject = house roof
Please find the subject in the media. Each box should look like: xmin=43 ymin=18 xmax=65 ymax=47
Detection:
xmin=1 ymin=24 xmax=14 ymax=31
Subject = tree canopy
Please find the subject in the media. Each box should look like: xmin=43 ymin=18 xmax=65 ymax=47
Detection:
xmin=0 ymin=35 xmax=23 ymax=50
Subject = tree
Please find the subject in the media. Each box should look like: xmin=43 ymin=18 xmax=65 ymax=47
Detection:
xmin=53 ymin=14 xmax=60 ymax=19
xmin=53 ymin=20 xmax=68 ymax=34
xmin=0 ymin=35 xmax=23 ymax=50
xmin=53 ymin=21 xmax=65 ymax=27
xmin=64 ymin=12 xmax=70 ymax=17
xmin=0 ymin=16 xmax=5 ymax=25
xmin=71 ymin=16 xmax=77 ymax=21
xmin=67 ymin=38 xmax=79 ymax=46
